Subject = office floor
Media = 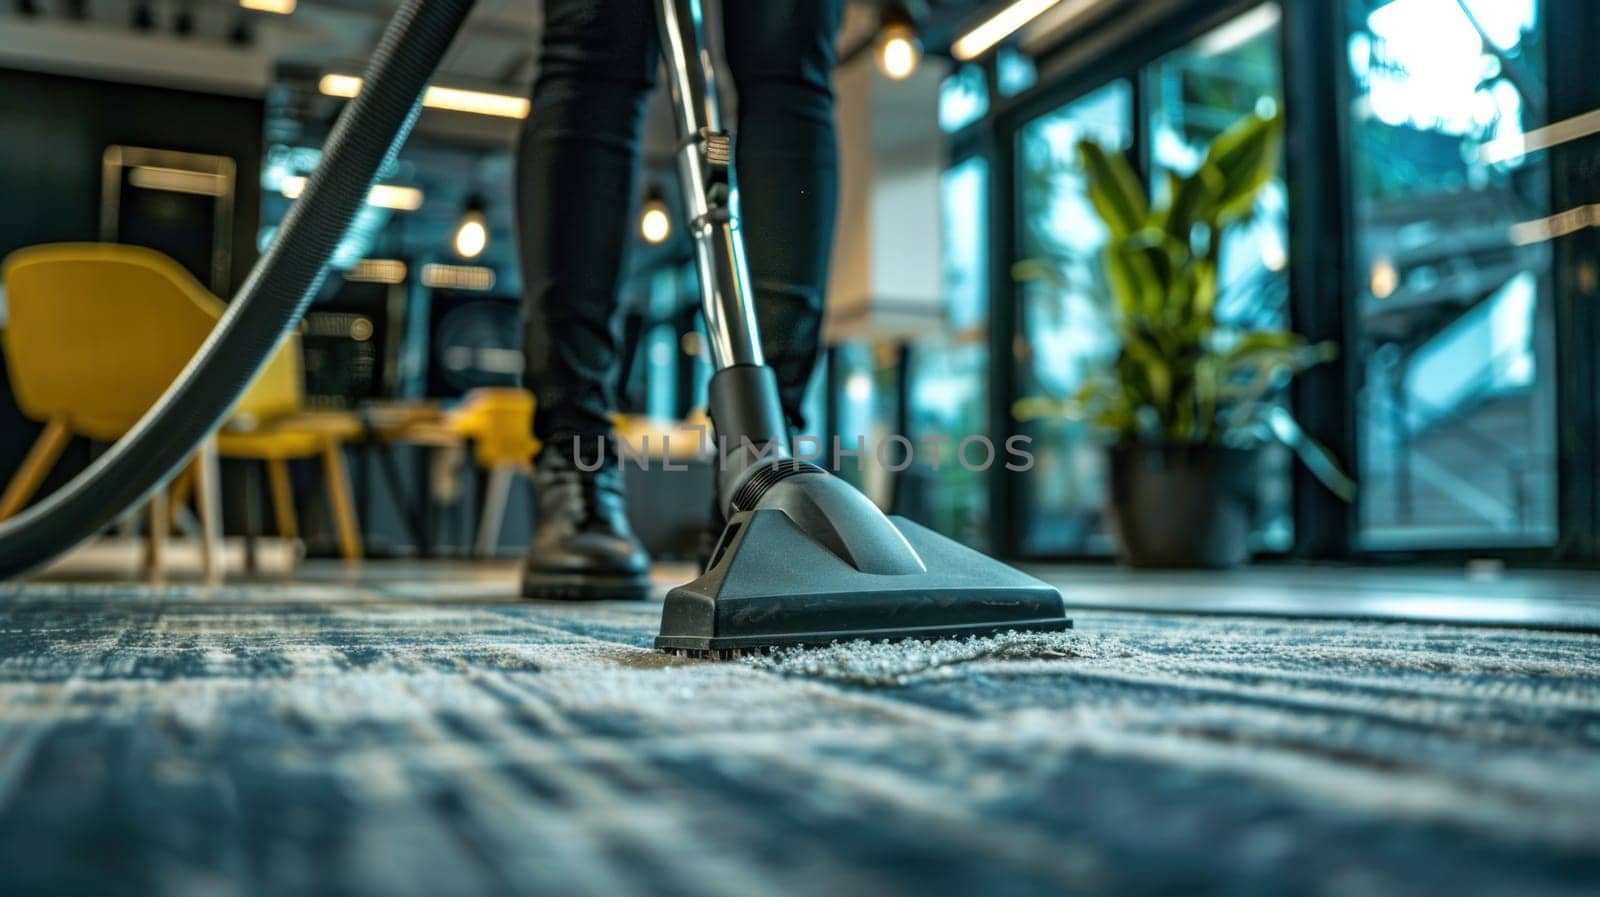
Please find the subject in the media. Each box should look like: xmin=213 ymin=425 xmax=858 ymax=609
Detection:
xmin=1 ymin=562 xmax=1597 ymax=896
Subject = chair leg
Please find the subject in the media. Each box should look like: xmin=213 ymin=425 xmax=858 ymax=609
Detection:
xmin=193 ymin=438 xmax=224 ymax=585
xmin=0 ymin=417 xmax=71 ymax=521
xmin=475 ymin=464 xmax=517 ymax=559
xmin=143 ymin=487 xmax=169 ymax=584
xmin=166 ymin=467 xmax=196 ymax=534
xmin=265 ymin=457 xmax=299 ymax=541
xmin=239 ymin=461 xmax=262 ymax=575
xmin=320 ymin=442 xmax=362 ymax=562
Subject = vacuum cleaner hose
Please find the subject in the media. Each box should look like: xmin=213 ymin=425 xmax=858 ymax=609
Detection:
xmin=0 ymin=0 xmax=477 ymax=579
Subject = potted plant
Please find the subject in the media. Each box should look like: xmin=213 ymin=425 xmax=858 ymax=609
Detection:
xmin=1015 ymin=111 xmax=1353 ymax=568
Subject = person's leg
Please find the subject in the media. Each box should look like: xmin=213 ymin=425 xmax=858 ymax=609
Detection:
xmin=516 ymin=0 xmax=657 ymax=599
xmin=721 ymin=0 xmax=845 ymax=432
xmin=518 ymin=0 xmax=658 ymax=458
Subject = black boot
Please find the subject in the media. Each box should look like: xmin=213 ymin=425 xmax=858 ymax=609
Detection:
xmin=522 ymin=450 xmax=651 ymax=600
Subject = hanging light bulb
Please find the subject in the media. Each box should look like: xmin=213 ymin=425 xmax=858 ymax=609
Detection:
xmin=639 ymin=186 xmax=671 ymax=245
xmin=454 ymin=196 xmax=488 ymax=259
xmin=875 ymin=5 xmax=922 ymax=81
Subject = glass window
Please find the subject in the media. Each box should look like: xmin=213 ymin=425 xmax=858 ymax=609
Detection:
xmin=831 ymin=341 xmax=899 ymax=508
xmin=1014 ymin=80 xmax=1133 ymax=555
xmin=997 ymin=47 xmax=1038 ymax=98
xmin=1346 ymin=0 xmax=1556 ymax=547
xmin=901 ymin=155 xmax=993 ymax=548
xmin=943 ymin=156 xmax=989 ymax=331
xmin=940 ymin=64 xmax=989 ymax=134
xmin=904 ymin=336 xmax=991 ymax=548
xmin=1145 ymin=2 xmax=1293 ymax=550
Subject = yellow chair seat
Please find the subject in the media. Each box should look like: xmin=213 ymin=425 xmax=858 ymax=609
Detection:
xmin=218 ymin=411 xmax=365 ymax=460
xmin=446 ymin=388 xmax=540 ymax=469
xmin=217 ymin=430 xmax=330 ymax=461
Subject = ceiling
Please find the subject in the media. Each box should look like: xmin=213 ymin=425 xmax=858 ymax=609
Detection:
xmin=1 ymin=0 xmax=995 ymax=296
xmin=0 ymin=0 xmax=993 ymax=99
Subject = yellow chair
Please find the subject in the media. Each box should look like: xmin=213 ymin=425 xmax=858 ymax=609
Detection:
xmin=443 ymin=388 xmax=539 ymax=558
xmin=0 ymin=243 xmax=362 ymax=579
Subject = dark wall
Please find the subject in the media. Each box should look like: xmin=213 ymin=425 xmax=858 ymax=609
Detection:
xmin=0 ymin=67 xmax=265 ymax=496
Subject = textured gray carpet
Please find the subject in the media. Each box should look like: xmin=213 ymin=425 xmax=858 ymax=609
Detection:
xmin=0 ymin=574 xmax=1597 ymax=896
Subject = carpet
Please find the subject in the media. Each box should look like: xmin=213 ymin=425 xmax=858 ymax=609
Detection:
xmin=0 ymin=575 xmax=1597 ymax=896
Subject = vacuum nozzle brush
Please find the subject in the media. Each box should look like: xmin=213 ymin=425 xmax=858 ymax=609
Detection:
xmin=656 ymin=463 xmax=1071 ymax=658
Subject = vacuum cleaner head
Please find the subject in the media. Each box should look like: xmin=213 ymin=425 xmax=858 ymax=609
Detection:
xmin=656 ymin=465 xmax=1070 ymax=658
xmin=641 ymin=0 xmax=1068 ymax=660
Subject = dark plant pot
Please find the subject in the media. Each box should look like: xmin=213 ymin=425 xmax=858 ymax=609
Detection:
xmin=1105 ymin=443 xmax=1258 ymax=569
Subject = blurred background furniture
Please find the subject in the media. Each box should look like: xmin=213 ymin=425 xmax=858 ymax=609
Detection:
xmin=355 ymin=395 xmax=715 ymax=561
xmin=0 ymin=243 xmax=362 ymax=579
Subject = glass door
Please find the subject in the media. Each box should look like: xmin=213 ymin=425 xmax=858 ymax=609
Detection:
xmin=1013 ymin=80 xmax=1133 ymax=556
xmin=1345 ymin=0 xmax=1557 ymax=548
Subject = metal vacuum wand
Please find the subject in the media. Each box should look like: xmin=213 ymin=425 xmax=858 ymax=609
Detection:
xmin=655 ymin=0 xmax=793 ymax=509
xmin=644 ymin=0 xmax=1070 ymax=656
xmin=655 ymin=0 xmax=762 ymax=371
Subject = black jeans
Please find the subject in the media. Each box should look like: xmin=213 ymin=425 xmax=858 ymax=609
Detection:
xmin=517 ymin=0 xmax=843 ymax=451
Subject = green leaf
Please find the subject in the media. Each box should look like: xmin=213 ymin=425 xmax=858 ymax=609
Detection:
xmin=1161 ymin=164 xmax=1223 ymax=243
xmin=1194 ymin=355 xmax=1218 ymax=438
xmin=1127 ymin=228 xmax=1185 ymax=298
xmin=1059 ymin=373 xmax=1135 ymax=432
xmin=1204 ymin=111 xmax=1283 ymax=225
xmin=1102 ymin=241 xmax=1162 ymax=319
xmin=1011 ymin=258 xmax=1071 ymax=290
xmin=1172 ymin=389 xmax=1193 ymax=439
xmin=1079 ymin=139 xmax=1149 ymax=240
xmin=1012 ymin=395 xmax=1081 ymax=422
xmin=1011 ymin=258 xmax=1057 ymax=283
xmin=1220 ymin=334 xmax=1335 ymax=384
xmin=1121 ymin=333 xmax=1171 ymax=410
xmin=1223 ymin=329 xmax=1303 ymax=351
xmin=1188 ymin=261 xmax=1218 ymax=328
xmin=1217 ymin=330 xmax=1304 ymax=367
xmin=1164 ymin=264 xmax=1193 ymax=333
xmin=1263 ymin=406 xmax=1356 ymax=501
